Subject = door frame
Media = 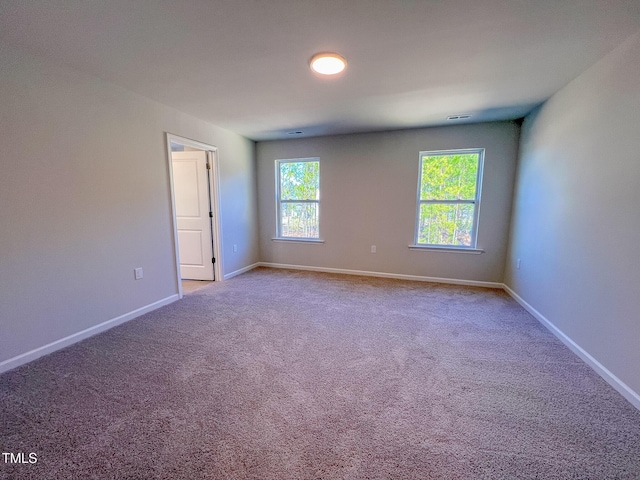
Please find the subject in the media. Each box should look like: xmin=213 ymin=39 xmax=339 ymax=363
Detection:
xmin=166 ymin=133 xmax=223 ymax=298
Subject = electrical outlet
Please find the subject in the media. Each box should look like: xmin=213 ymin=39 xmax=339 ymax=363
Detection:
xmin=233 ymin=244 xmax=238 ymax=253
xmin=134 ymin=267 xmax=143 ymax=280
xmin=371 ymin=245 xmax=377 ymax=254
xmin=516 ymin=259 xmax=521 ymax=270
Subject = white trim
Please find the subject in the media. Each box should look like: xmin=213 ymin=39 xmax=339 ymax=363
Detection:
xmin=0 ymin=295 xmax=179 ymax=375
xmin=409 ymin=245 xmax=484 ymax=254
xmin=167 ymin=136 xmax=219 ymax=152
xmin=503 ymin=284 xmax=640 ymax=411
xmin=224 ymin=262 xmax=261 ymax=280
xmin=271 ymin=238 xmax=325 ymax=244
xmin=258 ymin=262 xmax=502 ymax=288
xmin=166 ymin=135 xmax=182 ymax=297
xmin=207 ymin=149 xmax=224 ymax=281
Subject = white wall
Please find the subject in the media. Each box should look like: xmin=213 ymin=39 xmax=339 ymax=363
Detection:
xmin=257 ymin=122 xmax=520 ymax=283
xmin=0 ymin=45 xmax=258 ymax=367
xmin=505 ymin=33 xmax=640 ymax=399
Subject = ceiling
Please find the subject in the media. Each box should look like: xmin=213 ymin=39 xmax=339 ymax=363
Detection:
xmin=1 ymin=0 xmax=639 ymax=141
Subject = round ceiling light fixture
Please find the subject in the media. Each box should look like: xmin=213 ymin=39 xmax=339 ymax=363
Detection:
xmin=310 ymin=52 xmax=347 ymax=76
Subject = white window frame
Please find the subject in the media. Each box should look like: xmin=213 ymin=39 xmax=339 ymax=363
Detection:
xmin=275 ymin=157 xmax=322 ymax=242
xmin=412 ymin=148 xmax=485 ymax=252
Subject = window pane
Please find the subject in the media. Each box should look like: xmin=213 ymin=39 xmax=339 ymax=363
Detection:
xmin=417 ymin=203 xmax=474 ymax=246
xmin=280 ymin=161 xmax=319 ymax=200
xmin=280 ymin=202 xmax=319 ymax=238
xmin=420 ymin=154 xmax=479 ymax=201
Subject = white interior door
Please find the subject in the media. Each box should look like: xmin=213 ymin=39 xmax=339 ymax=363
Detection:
xmin=172 ymin=151 xmax=214 ymax=281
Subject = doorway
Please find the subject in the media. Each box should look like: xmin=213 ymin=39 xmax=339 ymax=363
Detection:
xmin=166 ymin=134 xmax=223 ymax=298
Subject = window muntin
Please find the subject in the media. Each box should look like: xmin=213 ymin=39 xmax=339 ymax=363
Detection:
xmin=415 ymin=149 xmax=484 ymax=248
xmin=276 ymin=158 xmax=320 ymax=239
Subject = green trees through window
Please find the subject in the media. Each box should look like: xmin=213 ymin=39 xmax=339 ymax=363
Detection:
xmin=275 ymin=151 xmax=481 ymax=246
xmin=277 ymin=159 xmax=320 ymax=239
xmin=416 ymin=150 xmax=483 ymax=247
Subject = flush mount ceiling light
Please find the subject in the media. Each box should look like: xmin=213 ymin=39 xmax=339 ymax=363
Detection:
xmin=310 ymin=52 xmax=347 ymax=76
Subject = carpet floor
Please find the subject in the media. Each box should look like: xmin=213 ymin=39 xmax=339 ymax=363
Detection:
xmin=1 ymin=267 xmax=639 ymax=479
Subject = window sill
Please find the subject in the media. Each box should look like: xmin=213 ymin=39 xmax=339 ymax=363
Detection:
xmin=272 ymin=238 xmax=325 ymax=244
xmin=408 ymin=245 xmax=484 ymax=254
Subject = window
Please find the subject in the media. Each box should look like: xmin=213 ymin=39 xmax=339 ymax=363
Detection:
xmin=276 ymin=158 xmax=320 ymax=239
xmin=414 ymin=149 xmax=484 ymax=249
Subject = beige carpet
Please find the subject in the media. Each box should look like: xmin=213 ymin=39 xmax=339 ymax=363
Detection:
xmin=1 ymin=267 xmax=639 ymax=479
xmin=182 ymin=279 xmax=215 ymax=294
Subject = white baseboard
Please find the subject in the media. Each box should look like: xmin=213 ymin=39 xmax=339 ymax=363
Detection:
xmin=224 ymin=262 xmax=261 ymax=280
xmin=0 ymin=294 xmax=179 ymax=375
xmin=258 ymin=262 xmax=503 ymax=289
xmin=503 ymin=284 xmax=640 ymax=411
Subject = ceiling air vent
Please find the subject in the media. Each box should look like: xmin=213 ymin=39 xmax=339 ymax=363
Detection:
xmin=447 ymin=114 xmax=472 ymax=120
